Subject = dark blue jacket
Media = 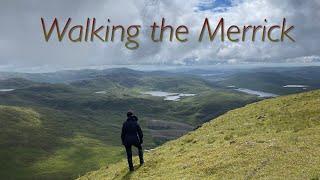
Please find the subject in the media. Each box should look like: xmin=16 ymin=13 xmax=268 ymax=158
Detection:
xmin=121 ymin=116 xmax=143 ymax=146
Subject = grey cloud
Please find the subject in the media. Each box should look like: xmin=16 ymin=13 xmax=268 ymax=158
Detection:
xmin=0 ymin=0 xmax=319 ymax=72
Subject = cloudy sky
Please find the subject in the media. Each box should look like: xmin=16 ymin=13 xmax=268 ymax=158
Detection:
xmin=0 ymin=0 xmax=319 ymax=72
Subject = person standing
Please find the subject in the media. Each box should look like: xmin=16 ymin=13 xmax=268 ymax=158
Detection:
xmin=121 ymin=111 xmax=144 ymax=171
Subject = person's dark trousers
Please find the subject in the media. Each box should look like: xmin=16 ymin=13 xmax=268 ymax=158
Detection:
xmin=125 ymin=144 xmax=144 ymax=171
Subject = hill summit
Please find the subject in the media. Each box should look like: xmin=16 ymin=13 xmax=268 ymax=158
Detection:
xmin=80 ymin=90 xmax=320 ymax=179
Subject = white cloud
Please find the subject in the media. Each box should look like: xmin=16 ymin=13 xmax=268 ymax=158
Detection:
xmin=285 ymin=55 xmax=320 ymax=63
xmin=0 ymin=0 xmax=319 ymax=71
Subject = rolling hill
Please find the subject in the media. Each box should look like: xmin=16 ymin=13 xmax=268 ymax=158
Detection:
xmin=0 ymin=105 xmax=124 ymax=179
xmin=215 ymin=66 xmax=320 ymax=95
xmin=0 ymin=69 xmax=258 ymax=179
xmin=79 ymin=90 xmax=320 ymax=179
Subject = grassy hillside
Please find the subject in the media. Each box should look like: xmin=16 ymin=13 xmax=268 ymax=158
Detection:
xmin=0 ymin=105 xmax=124 ymax=179
xmin=0 ymin=70 xmax=258 ymax=179
xmin=0 ymin=74 xmax=256 ymax=146
xmin=0 ymin=78 xmax=37 ymax=89
xmin=80 ymin=90 xmax=320 ymax=179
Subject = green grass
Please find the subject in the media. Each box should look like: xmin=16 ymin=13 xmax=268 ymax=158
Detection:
xmin=30 ymin=135 xmax=123 ymax=179
xmin=0 ymin=74 xmax=257 ymax=179
xmin=79 ymin=90 xmax=320 ymax=179
xmin=0 ymin=106 xmax=124 ymax=179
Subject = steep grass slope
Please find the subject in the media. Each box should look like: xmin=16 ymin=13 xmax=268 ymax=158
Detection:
xmin=0 ymin=106 xmax=123 ymax=179
xmin=80 ymin=90 xmax=320 ymax=179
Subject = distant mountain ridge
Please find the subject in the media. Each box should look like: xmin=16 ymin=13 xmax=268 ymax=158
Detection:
xmin=0 ymin=68 xmax=164 ymax=83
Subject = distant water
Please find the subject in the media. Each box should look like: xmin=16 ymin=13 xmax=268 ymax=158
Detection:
xmin=0 ymin=89 xmax=15 ymax=92
xmin=235 ymin=88 xmax=278 ymax=98
xmin=283 ymin=85 xmax=308 ymax=88
xmin=143 ymin=91 xmax=196 ymax=101
xmin=143 ymin=91 xmax=178 ymax=97
xmin=164 ymin=95 xmax=181 ymax=101
xmin=95 ymin=91 xmax=107 ymax=94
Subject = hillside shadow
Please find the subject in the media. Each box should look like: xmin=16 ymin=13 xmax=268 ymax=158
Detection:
xmin=121 ymin=165 xmax=142 ymax=180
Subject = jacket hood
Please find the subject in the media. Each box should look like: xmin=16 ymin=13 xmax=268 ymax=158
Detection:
xmin=127 ymin=116 xmax=135 ymax=121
